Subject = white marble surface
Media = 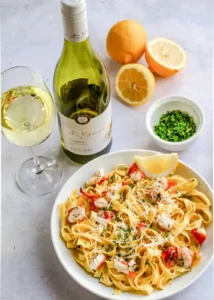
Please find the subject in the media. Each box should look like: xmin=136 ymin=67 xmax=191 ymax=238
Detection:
xmin=1 ymin=0 xmax=213 ymax=299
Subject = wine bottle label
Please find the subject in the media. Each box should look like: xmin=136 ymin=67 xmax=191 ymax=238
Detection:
xmin=62 ymin=14 xmax=88 ymax=43
xmin=59 ymin=103 xmax=112 ymax=155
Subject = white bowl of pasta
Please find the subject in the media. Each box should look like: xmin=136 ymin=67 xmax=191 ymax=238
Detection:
xmin=51 ymin=149 xmax=213 ymax=300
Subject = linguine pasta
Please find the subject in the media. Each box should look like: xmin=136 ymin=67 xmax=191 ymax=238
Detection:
xmin=59 ymin=162 xmax=212 ymax=295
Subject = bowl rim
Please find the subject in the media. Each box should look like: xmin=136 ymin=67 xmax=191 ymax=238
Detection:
xmin=146 ymin=95 xmax=205 ymax=145
xmin=50 ymin=149 xmax=213 ymax=300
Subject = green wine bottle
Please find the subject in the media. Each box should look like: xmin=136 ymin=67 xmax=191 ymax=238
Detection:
xmin=54 ymin=0 xmax=112 ymax=164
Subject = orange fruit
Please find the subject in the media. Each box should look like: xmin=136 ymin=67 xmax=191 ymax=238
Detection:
xmin=145 ymin=38 xmax=186 ymax=77
xmin=106 ymin=20 xmax=147 ymax=64
xmin=114 ymin=64 xmax=155 ymax=106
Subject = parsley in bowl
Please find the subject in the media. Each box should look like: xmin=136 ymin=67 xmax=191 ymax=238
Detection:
xmin=146 ymin=96 xmax=205 ymax=151
xmin=154 ymin=110 xmax=197 ymax=142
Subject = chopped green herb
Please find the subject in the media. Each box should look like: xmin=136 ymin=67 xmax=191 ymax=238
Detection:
xmin=154 ymin=110 xmax=197 ymax=142
xmin=124 ymin=233 xmax=129 ymax=239
xmin=121 ymin=227 xmax=130 ymax=232
xmin=102 ymin=207 xmax=109 ymax=211
xmin=157 ymin=193 xmax=161 ymax=200
xmin=120 ymin=191 xmax=126 ymax=200
xmin=109 ymin=176 xmax=115 ymax=184
xmin=129 ymin=184 xmax=134 ymax=189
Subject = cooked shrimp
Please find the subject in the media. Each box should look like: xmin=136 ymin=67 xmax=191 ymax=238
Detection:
xmin=86 ymin=169 xmax=105 ymax=186
xmin=178 ymin=246 xmax=193 ymax=268
xmin=68 ymin=205 xmax=85 ymax=223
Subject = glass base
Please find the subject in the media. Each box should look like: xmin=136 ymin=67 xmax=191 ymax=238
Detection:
xmin=16 ymin=156 xmax=62 ymax=196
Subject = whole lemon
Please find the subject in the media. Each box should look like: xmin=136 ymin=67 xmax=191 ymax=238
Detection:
xmin=106 ymin=20 xmax=147 ymax=64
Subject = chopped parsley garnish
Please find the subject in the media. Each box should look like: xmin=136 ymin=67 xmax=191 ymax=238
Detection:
xmin=102 ymin=207 xmax=109 ymax=211
xmin=154 ymin=110 xmax=197 ymax=142
xmin=108 ymin=176 xmax=115 ymax=184
xmin=120 ymin=227 xmax=131 ymax=233
xmin=157 ymin=193 xmax=161 ymax=199
xmin=120 ymin=191 xmax=126 ymax=200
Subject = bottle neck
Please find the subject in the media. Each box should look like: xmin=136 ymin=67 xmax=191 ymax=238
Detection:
xmin=62 ymin=12 xmax=88 ymax=43
xmin=63 ymin=36 xmax=91 ymax=53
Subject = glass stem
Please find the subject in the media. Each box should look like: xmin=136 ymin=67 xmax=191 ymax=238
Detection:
xmin=31 ymin=147 xmax=44 ymax=174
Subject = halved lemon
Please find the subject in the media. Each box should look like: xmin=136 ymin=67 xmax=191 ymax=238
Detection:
xmin=114 ymin=64 xmax=155 ymax=106
xmin=145 ymin=38 xmax=186 ymax=77
xmin=134 ymin=153 xmax=178 ymax=178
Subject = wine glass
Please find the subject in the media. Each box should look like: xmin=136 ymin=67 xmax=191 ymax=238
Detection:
xmin=1 ymin=66 xmax=62 ymax=195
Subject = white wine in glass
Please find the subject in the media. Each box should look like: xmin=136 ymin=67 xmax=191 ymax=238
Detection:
xmin=54 ymin=0 xmax=112 ymax=164
xmin=1 ymin=67 xmax=62 ymax=195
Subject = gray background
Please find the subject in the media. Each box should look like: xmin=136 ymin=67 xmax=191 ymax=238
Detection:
xmin=1 ymin=0 xmax=213 ymax=299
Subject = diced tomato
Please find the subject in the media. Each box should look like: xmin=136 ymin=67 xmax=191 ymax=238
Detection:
xmin=102 ymin=190 xmax=107 ymax=196
xmin=97 ymin=255 xmax=107 ymax=268
xmin=128 ymin=271 xmax=136 ymax=279
xmin=80 ymin=187 xmax=99 ymax=200
xmin=192 ymin=228 xmax=206 ymax=245
xmin=128 ymin=163 xmax=145 ymax=179
xmin=128 ymin=163 xmax=139 ymax=174
xmin=122 ymin=181 xmax=126 ymax=186
xmin=167 ymin=180 xmax=176 ymax=190
xmin=137 ymin=222 xmax=146 ymax=233
xmin=97 ymin=177 xmax=109 ymax=185
xmin=103 ymin=211 xmax=115 ymax=221
xmin=161 ymin=247 xmax=178 ymax=268
xmin=104 ymin=211 xmax=111 ymax=219
xmin=90 ymin=200 xmax=97 ymax=211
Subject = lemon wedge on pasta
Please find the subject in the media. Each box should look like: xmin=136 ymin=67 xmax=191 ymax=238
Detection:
xmin=134 ymin=153 xmax=178 ymax=178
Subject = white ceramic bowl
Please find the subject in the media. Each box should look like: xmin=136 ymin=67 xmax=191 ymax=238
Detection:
xmin=51 ymin=149 xmax=213 ymax=300
xmin=146 ymin=96 xmax=205 ymax=151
